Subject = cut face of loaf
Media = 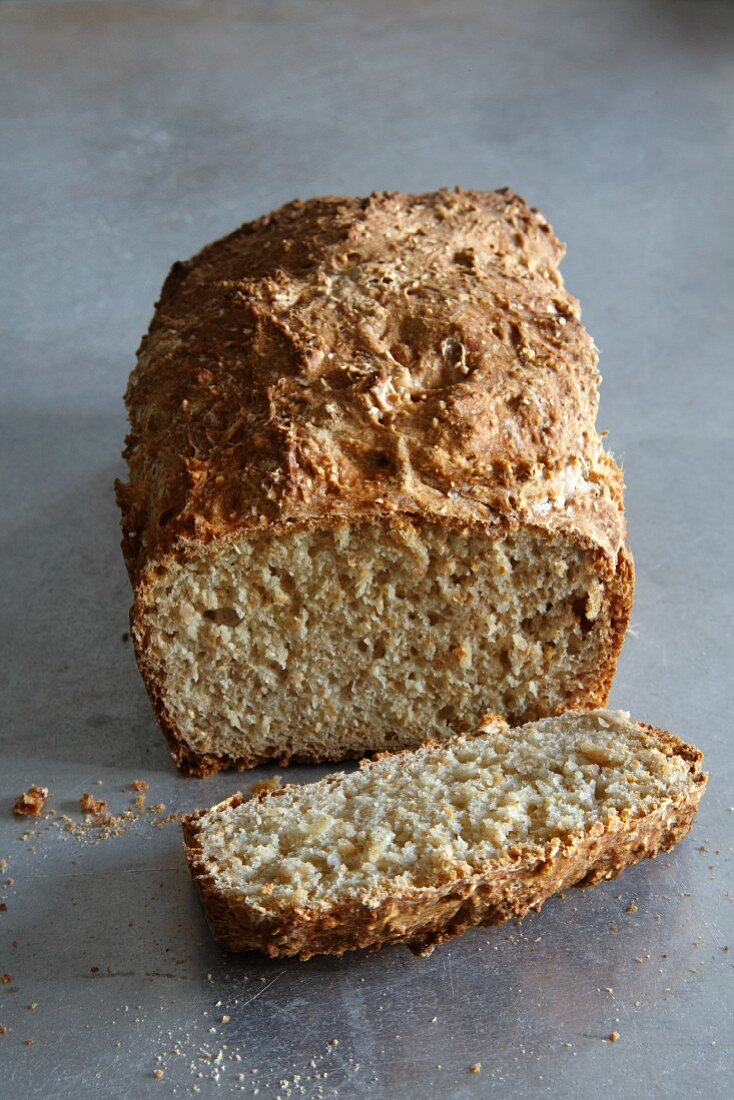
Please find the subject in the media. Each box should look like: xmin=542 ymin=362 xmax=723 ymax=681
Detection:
xmin=138 ymin=521 xmax=631 ymax=771
xmin=182 ymin=710 xmax=706 ymax=959
xmin=118 ymin=189 xmax=633 ymax=774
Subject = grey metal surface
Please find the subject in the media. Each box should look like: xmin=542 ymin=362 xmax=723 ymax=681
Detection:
xmin=2 ymin=1 xmax=733 ymax=1096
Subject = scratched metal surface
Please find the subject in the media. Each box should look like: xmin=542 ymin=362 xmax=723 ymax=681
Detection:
xmin=2 ymin=1 xmax=733 ymax=1097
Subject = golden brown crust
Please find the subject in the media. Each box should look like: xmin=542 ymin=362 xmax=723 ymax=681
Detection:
xmin=117 ymin=189 xmax=633 ymax=773
xmin=118 ymin=188 xmax=625 ymax=579
xmin=182 ymin=724 xmax=706 ymax=958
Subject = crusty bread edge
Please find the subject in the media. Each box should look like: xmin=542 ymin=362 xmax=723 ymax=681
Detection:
xmin=181 ymin=720 xmax=705 ymax=959
xmin=132 ymin=521 xmax=635 ymax=777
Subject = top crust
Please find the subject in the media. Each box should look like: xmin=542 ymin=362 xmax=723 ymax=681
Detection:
xmin=117 ymin=188 xmax=626 ymax=585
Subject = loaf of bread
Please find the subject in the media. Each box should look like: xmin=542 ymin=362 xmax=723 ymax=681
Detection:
xmin=182 ymin=710 xmax=705 ymax=958
xmin=117 ymin=189 xmax=633 ymax=775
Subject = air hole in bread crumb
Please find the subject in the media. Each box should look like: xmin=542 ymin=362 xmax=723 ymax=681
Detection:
xmin=158 ymin=507 xmax=179 ymax=527
xmin=572 ymin=597 xmax=595 ymax=635
xmin=203 ymin=607 xmax=242 ymax=628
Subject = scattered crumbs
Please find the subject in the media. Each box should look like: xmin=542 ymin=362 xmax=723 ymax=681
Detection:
xmin=250 ymin=776 xmax=283 ymax=798
xmin=0 ymin=904 xmax=6 ymax=912
xmin=609 ymin=920 xmax=619 ymax=933
xmin=470 ymin=1062 xmax=481 ymax=1074
xmin=2 ymin=974 xmax=11 ymax=984
xmin=24 ymin=1038 xmax=34 ymax=1046
xmin=148 ymin=803 xmax=166 ymax=814
xmin=431 ymin=1016 xmax=438 ymax=1023
xmin=602 ymin=987 xmax=613 ymax=993
xmin=0 ymin=860 xmax=7 ymax=873
xmin=28 ymin=1004 xmax=38 ymax=1011
xmin=0 ymin=1026 xmax=6 ymax=1036
xmin=130 ymin=780 xmax=148 ymax=791
xmin=152 ymin=1068 xmax=164 ymax=1080
xmin=723 ymin=946 xmax=730 ymax=953
xmin=609 ymin=1031 xmax=620 ymax=1043
xmin=328 ymin=1039 xmax=339 ymax=1048
xmin=221 ymin=1015 xmax=230 ymax=1024
xmin=80 ymin=793 xmax=107 ymax=815
xmin=13 ymin=787 xmax=49 ymax=817
xmin=626 ymin=902 xmax=638 ymax=913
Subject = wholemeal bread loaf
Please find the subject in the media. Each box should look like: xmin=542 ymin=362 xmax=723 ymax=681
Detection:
xmin=117 ymin=189 xmax=633 ymax=775
xmin=182 ymin=710 xmax=706 ymax=958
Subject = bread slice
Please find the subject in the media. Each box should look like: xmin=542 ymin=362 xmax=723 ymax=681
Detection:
xmin=117 ymin=189 xmax=633 ymax=775
xmin=182 ymin=710 xmax=706 ymax=958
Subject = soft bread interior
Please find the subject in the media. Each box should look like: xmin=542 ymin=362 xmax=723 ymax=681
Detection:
xmin=138 ymin=521 xmax=618 ymax=764
xmin=193 ymin=711 xmax=694 ymax=909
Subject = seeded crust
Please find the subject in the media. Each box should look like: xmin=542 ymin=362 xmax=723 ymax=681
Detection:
xmin=117 ymin=189 xmax=634 ymax=774
xmin=182 ymin=718 xmax=706 ymax=958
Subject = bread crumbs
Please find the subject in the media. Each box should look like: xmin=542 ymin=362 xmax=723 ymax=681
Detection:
xmin=79 ymin=793 xmax=107 ymax=815
xmin=13 ymin=787 xmax=48 ymax=816
xmin=250 ymin=776 xmax=283 ymax=797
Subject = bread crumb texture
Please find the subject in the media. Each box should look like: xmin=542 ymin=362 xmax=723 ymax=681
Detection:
xmin=118 ymin=189 xmax=633 ymax=773
xmin=142 ymin=523 xmax=626 ymax=767
xmin=184 ymin=710 xmax=705 ymax=957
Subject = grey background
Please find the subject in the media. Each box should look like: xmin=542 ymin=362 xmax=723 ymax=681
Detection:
xmin=2 ymin=1 xmax=733 ymax=1097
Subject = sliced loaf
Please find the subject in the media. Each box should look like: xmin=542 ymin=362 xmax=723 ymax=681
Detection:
xmin=117 ymin=189 xmax=633 ymax=775
xmin=182 ymin=710 xmax=706 ymax=958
